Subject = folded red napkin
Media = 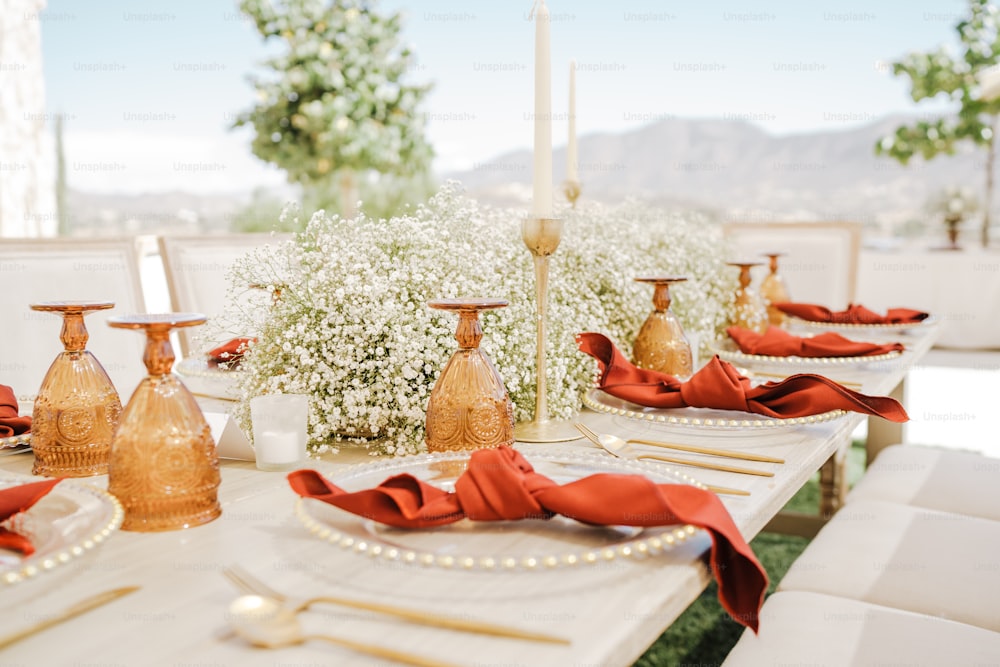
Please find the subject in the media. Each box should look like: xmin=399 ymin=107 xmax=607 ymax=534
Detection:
xmin=207 ymin=337 xmax=255 ymax=364
xmin=0 ymin=384 xmax=31 ymax=438
xmin=774 ymin=302 xmax=929 ymax=325
xmin=0 ymin=478 xmax=61 ymax=555
xmin=727 ymin=326 xmax=904 ymax=358
xmin=578 ymin=332 xmax=907 ymax=422
xmin=288 ymin=446 xmax=768 ymax=631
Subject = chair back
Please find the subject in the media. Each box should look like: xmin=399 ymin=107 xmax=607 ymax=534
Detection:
xmin=0 ymin=238 xmax=147 ymax=398
xmin=158 ymin=234 xmax=290 ymax=357
xmin=722 ymin=222 xmax=862 ymax=307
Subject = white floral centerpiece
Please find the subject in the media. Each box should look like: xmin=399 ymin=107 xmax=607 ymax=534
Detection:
xmin=217 ymin=183 xmax=733 ymax=456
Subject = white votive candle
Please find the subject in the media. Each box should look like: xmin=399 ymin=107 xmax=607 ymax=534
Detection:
xmin=255 ymin=430 xmax=302 ymax=465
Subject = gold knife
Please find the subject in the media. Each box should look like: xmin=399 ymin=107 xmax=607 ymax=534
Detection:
xmin=0 ymin=586 xmax=140 ymax=649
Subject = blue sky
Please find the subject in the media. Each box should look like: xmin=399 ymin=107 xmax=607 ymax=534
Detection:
xmin=35 ymin=0 xmax=968 ymax=194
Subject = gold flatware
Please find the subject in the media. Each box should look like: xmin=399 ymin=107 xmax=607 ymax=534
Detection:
xmin=223 ymin=565 xmax=570 ymax=645
xmin=229 ymin=595 xmax=461 ymax=667
xmin=0 ymin=586 xmax=139 ymax=649
xmin=625 ymin=437 xmax=785 ymax=464
xmin=575 ymin=424 xmax=755 ymax=493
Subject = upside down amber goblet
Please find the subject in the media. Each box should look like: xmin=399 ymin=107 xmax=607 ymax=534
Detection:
xmin=425 ymin=299 xmax=514 ymax=453
xmin=760 ymin=253 xmax=790 ymax=327
xmin=30 ymin=301 xmax=123 ymax=477
xmin=107 ymin=313 xmax=221 ymax=532
xmin=631 ymin=277 xmax=693 ymax=377
xmin=727 ymin=262 xmax=769 ymax=334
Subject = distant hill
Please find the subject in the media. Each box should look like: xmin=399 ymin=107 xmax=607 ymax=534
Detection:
xmin=62 ymin=115 xmax=994 ymax=239
xmin=447 ymin=115 xmax=993 ymax=235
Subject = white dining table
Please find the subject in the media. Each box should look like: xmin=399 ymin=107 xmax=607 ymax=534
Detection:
xmin=0 ymin=324 xmax=938 ymax=667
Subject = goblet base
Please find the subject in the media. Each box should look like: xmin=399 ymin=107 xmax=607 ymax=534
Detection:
xmin=514 ymin=418 xmax=582 ymax=443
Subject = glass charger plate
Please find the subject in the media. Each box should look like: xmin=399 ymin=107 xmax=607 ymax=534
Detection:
xmin=707 ymin=337 xmax=903 ymax=367
xmin=0 ymin=475 xmax=124 ymax=585
xmin=583 ymin=388 xmax=845 ymax=433
xmin=176 ymin=357 xmax=241 ymax=400
xmin=0 ymin=433 xmax=31 ymax=452
xmin=789 ymin=315 xmax=935 ymax=333
xmin=295 ymin=450 xmax=705 ymax=571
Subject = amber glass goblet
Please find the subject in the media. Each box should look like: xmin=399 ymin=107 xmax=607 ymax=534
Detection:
xmin=631 ymin=277 xmax=693 ymax=377
xmin=760 ymin=253 xmax=791 ymax=327
xmin=30 ymin=301 xmax=123 ymax=477
xmin=425 ymin=299 xmax=514 ymax=453
xmin=727 ymin=262 xmax=769 ymax=334
xmin=107 ymin=313 xmax=221 ymax=532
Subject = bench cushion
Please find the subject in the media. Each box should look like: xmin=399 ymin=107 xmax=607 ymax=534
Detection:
xmin=847 ymin=444 xmax=1000 ymax=521
xmin=777 ymin=500 xmax=1000 ymax=632
xmin=723 ymin=591 xmax=1000 ymax=666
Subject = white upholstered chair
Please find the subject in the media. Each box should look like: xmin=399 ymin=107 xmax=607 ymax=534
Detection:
xmin=0 ymin=238 xmax=147 ymax=399
xmin=158 ymin=234 xmax=290 ymax=358
xmin=722 ymin=221 xmax=863 ymax=308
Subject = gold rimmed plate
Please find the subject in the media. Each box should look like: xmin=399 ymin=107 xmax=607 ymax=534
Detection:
xmin=175 ymin=357 xmax=241 ymax=400
xmin=582 ymin=388 xmax=846 ymax=434
xmin=295 ymin=450 xmax=707 ymax=571
xmin=707 ymin=337 xmax=904 ymax=368
xmin=788 ymin=315 xmax=936 ymax=334
xmin=0 ymin=475 xmax=124 ymax=586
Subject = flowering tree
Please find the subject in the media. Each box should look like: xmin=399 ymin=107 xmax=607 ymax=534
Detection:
xmin=236 ymin=0 xmax=433 ymax=218
xmin=875 ymin=0 xmax=1000 ymax=247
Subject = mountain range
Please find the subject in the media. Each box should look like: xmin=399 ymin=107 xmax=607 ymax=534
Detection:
xmin=65 ymin=115 xmax=993 ymax=237
xmin=447 ymin=114 xmax=992 ymax=235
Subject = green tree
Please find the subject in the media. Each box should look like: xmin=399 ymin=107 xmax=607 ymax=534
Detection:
xmin=875 ymin=0 xmax=1000 ymax=247
xmin=236 ymin=0 xmax=433 ymax=219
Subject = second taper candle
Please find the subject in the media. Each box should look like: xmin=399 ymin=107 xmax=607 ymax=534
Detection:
xmin=568 ymin=59 xmax=577 ymax=183
xmin=533 ymin=0 xmax=552 ymax=217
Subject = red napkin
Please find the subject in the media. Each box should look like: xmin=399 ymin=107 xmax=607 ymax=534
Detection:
xmin=578 ymin=332 xmax=907 ymax=422
xmin=775 ymin=302 xmax=929 ymax=325
xmin=0 ymin=384 xmax=31 ymax=438
xmin=727 ymin=326 xmax=904 ymax=358
xmin=288 ymin=446 xmax=768 ymax=631
xmin=207 ymin=337 xmax=255 ymax=364
xmin=0 ymin=478 xmax=61 ymax=555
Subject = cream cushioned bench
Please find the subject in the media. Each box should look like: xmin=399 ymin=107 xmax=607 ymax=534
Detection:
xmin=846 ymin=444 xmax=1000 ymax=521
xmin=776 ymin=499 xmax=1000 ymax=632
xmin=722 ymin=591 xmax=1000 ymax=666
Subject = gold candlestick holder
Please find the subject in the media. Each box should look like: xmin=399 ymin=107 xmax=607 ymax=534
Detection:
xmin=514 ymin=216 xmax=581 ymax=443
xmin=563 ymin=180 xmax=581 ymax=209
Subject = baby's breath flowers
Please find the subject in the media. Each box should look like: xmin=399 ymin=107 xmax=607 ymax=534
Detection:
xmin=218 ymin=184 xmax=732 ymax=456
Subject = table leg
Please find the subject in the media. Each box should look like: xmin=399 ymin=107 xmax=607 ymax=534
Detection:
xmin=866 ymin=378 xmax=906 ymax=465
xmin=818 ymin=446 xmax=848 ymax=519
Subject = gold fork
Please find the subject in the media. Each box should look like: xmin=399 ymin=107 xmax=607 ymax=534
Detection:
xmin=573 ymin=424 xmax=751 ymax=496
xmin=223 ymin=565 xmax=570 ymax=645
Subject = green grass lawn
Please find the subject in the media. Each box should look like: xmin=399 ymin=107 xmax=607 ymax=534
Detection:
xmin=633 ymin=443 xmax=866 ymax=666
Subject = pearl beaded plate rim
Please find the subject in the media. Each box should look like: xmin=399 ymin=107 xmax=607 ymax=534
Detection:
xmin=294 ymin=450 xmax=706 ymax=572
xmin=1 ymin=397 xmax=35 ymax=452
xmin=789 ymin=315 xmax=936 ymax=333
xmin=707 ymin=337 xmax=904 ymax=367
xmin=0 ymin=475 xmax=124 ymax=586
xmin=583 ymin=388 xmax=846 ymax=432
xmin=0 ymin=433 xmax=31 ymax=452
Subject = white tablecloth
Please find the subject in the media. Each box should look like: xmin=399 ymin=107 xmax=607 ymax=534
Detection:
xmin=857 ymin=247 xmax=1000 ymax=349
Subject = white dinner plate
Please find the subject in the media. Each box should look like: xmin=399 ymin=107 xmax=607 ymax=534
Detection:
xmin=0 ymin=475 xmax=124 ymax=585
xmin=707 ymin=336 xmax=904 ymax=368
xmin=582 ymin=388 xmax=845 ymax=434
xmin=295 ymin=450 xmax=706 ymax=571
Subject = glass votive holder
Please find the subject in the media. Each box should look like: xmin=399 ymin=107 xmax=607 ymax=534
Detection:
xmin=250 ymin=394 xmax=308 ymax=471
